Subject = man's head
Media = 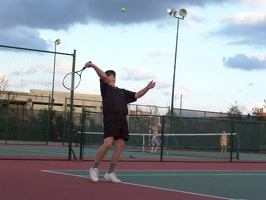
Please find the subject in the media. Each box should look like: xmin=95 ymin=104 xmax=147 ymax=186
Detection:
xmin=105 ymin=70 xmax=116 ymax=78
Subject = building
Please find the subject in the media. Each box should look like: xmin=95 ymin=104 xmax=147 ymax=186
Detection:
xmin=0 ymin=89 xmax=103 ymax=113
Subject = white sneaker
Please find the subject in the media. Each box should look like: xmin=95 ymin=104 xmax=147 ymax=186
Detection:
xmin=89 ymin=167 xmax=99 ymax=183
xmin=104 ymin=172 xmax=121 ymax=183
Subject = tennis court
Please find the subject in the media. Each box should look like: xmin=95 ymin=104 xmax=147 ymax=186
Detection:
xmin=2 ymin=160 xmax=266 ymax=200
xmin=1 ymin=139 xmax=266 ymax=162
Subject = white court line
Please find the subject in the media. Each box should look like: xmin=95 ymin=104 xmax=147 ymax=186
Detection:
xmin=51 ymin=169 xmax=266 ymax=176
xmin=117 ymin=173 xmax=266 ymax=176
xmin=41 ymin=170 xmax=233 ymax=200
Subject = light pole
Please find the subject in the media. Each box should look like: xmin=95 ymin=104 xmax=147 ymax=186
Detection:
xmin=167 ymin=8 xmax=187 ymax=116
xmin=51 ymin=39 xmax=61 ymax=109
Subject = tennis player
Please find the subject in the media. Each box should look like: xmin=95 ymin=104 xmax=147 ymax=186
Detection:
xmin=149 ymin=126 xmax=160 ymax=153
xmin=85 ymin=61 xmax=156 ymax=183
xmin=220 ymin=130 xmax=229 ymax=153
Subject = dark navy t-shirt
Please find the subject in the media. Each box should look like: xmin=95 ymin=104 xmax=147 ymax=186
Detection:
xmin=100 ymin=79 xmax=137 ymax=115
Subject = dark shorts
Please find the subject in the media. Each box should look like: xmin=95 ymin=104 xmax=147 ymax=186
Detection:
xmin=151 ymin=138 xmax=160 ymax=145
xmin=103 ymin=113 xmax=129 ymax=141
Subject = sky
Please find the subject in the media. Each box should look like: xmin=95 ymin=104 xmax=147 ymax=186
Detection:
xmin=1 ymin=0 xmax=266 ymax=115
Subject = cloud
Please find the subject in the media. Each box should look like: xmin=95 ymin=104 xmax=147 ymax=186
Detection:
xmin=241 ymin=0 xmax=266 ymax=7
xmin=0 ymin=0 xmax=89 ymax=30
xmin=0 ymin=0 xmax=238 ymax=28
xmin=242 ymin=101 xmax=265 ymax=115
xmin=184 ymin=8 xmax=207 ymax=28
xmin=147 ymin=50 xmax=172 ymax=58
xmin=119 ymin=67 xmax=155 ymax=80
xmin=248 ymin=82 xmax=254 ymax=87
xmin=0 ymin=27 xmax=49 ymax=50
xmin=175 ymin=84 xmax=191 ymax=98
xmin=223 ymin=54 xmax=266 ymax=70
xmin=10 ymin=66 xmax=39 ymax=76
xmin=155 ymin=80 xmax=171 ymax=89
xmin=211 ymin=12 xmax=266 ymax=48
xmin=161 ymin=84 xmax=191 ymax=99
xmin=0 ymin=0 xmax=239 ymax=50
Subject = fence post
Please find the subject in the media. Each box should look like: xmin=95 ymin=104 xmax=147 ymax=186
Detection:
xmin=68 ymin=49 xmax=76 ymax=160
xmin=5 ymin=93 xmax=10 ymax=144
xmin=46 ymin=96 xmax=51 ymax=145
xmin=160 ymin=115 xmax=165 ymax=162
xmin=230 ymin=118 xmax=235 ymax=162
xmin=79 ymin=108 xmax=86 ymax=160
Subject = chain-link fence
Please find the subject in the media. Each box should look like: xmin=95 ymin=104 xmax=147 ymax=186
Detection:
xmin=78 ymin=110 xmax=266 ymax=162
xmin=1 ymin=107 xmax=266 ymax=162
xmin=1 ymin=45 xmax=266 ymax=162
xmin=0 ymin=45 xmax=76 ymax=160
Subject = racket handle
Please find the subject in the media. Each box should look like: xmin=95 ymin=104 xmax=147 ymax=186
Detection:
xmin=83 ymin=61 xmax=92 ymax=70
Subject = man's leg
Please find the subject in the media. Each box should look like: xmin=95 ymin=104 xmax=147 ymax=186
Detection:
xmin=89 ymin=137 xmax=114 ymax=182
xmin=110 ymin=138 xmax=125 ymax=165
xmin=104 ymin=138 xmax=125 ymax=183
xmin=95 ymin=137 xmax=114 ymax=164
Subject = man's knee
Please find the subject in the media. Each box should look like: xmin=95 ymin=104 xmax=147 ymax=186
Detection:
xmin=115 ymin=139 xmax=125 ymax=151
xmin=103 ymin=137 xmax=114 ymax=149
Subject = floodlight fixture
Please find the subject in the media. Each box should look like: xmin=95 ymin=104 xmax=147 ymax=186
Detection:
xmin=167 ymin=8 xmax=177 ymax=16
xmin=179 ymin=9 xmax=187 ymax=17
xmin=167 ymin=8 xmax=187 ymax=19
xmin=54 ymin=39 xmax=61 ymax=46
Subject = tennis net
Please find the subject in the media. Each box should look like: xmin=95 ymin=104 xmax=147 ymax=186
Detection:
xmin=77 ymin=132 xmax=239 ymax=161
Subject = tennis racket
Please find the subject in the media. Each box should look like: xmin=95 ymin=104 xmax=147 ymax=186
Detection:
xmin=62 ymin=66 xmax=87 ymax=90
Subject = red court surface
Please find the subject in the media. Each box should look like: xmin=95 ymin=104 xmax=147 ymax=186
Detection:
xmin=1 ymin=160 xmax=266 ymax=200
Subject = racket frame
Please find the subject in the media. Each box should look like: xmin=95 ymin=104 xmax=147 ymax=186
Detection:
xmin=62 ymin=66 xmax=86 ymax=90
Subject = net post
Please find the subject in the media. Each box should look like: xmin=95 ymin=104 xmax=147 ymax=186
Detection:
xmin=259 ymin=124 xmax=262 ymax=154
xmin=237 ymin=132 xmax=240 ymax=160
xmin=160 ymin=115 xmax=165 ymax=162
xmin=142 ymin=134 xmax=145 ymax=152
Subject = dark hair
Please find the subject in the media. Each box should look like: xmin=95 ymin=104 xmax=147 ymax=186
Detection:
xmin=105 ymin=70 xmax=116 ymax=77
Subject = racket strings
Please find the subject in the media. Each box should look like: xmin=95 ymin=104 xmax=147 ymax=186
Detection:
xmin=63 ymin=72 xmax=81 ymax=90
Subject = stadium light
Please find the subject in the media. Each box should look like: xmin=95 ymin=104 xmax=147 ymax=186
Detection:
xmin=167 ymin=8 xmax=187 ymax=116
xmin=51 ymin=39 xmax=61 ymax=109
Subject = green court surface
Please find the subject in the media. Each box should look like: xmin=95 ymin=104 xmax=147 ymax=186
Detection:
xmin=2 ymin=144 xmax=266 ymax=162
xmin=44 ymin=169 xmax=266 ymax=200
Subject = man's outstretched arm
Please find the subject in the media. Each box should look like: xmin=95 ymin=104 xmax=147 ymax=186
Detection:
xmin=135 ymin=80 xmax=156 ymax=99
xmin=85 ymin=61 xmax=108 ymax=82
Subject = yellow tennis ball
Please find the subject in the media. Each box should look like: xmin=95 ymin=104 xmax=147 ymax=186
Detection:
xmin=121 ymin=8 xmax=126 ymax=12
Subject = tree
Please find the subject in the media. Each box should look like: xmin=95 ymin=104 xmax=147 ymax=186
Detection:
xmin=0 ymin=75 xmax=9 ymax=91
xmin=227 ymin=101 xmax=242 ymax=118
xmin=251 ymin=106 xmax=263 ymax=117
xmin=0 ymin=76 xmax=10 ymax=107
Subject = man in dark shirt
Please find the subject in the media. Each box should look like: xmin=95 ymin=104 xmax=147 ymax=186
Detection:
xmin=85 ymin=61 xmax=156 ymax=183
